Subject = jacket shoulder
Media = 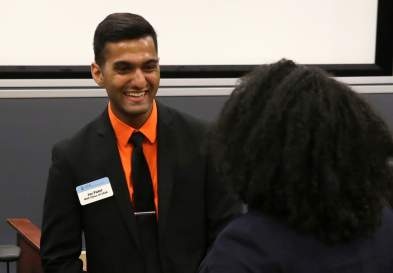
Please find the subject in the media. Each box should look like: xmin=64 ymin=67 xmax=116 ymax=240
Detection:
xmin=157 ymin=102 xmax=209 ymax=135
xmin=52 ymin=111 xmax=106 ymax=157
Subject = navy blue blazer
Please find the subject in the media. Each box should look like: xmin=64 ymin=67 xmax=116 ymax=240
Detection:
xmin=199 ymin=208 xmax=393 ymax=273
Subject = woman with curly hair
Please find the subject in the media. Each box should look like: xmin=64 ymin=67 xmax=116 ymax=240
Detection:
xmin=199 ymin=59 xmax=393 ymax=273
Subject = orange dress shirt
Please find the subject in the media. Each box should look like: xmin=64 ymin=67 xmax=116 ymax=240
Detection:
xmin=108 ymin=101 xmax=158 ymax=212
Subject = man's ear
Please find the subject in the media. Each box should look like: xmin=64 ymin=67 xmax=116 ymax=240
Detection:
xmin=91 ymin=63 xmax=104 ymax=87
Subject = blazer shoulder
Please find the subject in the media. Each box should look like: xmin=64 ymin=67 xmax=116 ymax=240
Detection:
xmin=52 ymin=111 xmax=108 ymax=156
xmin=157 ymin=102 xmax=209 ymax=135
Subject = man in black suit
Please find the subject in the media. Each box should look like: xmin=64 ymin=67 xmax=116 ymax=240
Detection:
xmin=40 ymin=13 xmax=240 ymax=273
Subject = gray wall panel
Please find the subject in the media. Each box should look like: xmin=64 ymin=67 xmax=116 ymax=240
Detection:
xmin=1 ymin=93 xmax=392 ymax=247
xmin=362 ymin=93 xmax=393 ymax=133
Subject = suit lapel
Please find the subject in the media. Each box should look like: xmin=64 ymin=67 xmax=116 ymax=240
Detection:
xmin=94 ymin=110 xmax=142 ymax=250
xmin=156 ymin=104 xmax=176 ymax=238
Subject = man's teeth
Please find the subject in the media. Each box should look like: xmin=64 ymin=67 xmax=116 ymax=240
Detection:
xmin=125 ymin=91 xmax=145 ymax=97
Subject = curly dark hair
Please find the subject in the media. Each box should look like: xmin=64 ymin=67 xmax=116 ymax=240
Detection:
xmin=212 ymin=59 xmax=393 ymax=243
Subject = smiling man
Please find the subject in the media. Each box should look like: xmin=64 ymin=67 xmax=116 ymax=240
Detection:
xmin=92 ymin=35 xmax=160 ymax=128
xmin=40 ymin=13 xmax=240 ymax=273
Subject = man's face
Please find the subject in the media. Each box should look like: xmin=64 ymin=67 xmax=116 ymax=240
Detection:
xmin=91 ymin=36 xmax=160 ymax=128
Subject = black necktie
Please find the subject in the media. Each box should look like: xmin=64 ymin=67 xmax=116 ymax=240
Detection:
xmin=130 ymin=132 xmax=155 ymax=213
xmin=129 ymin=132 xmax=161 ymax=273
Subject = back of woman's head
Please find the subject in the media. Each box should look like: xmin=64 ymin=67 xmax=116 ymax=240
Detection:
xmin=213 ymin=59 xmax=393 ymax=243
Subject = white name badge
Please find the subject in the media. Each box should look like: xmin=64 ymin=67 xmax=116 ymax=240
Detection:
xmin=76 ymin=177 xmax=114 ymax=206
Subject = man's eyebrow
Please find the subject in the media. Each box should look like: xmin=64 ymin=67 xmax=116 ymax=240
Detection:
xmin=144 ymin=58 xmax=159 ymax=64
xmin=112 ymin=59 xmax=159 ymax=68
xmin=113 ymin=61 xmax=132 ymax=69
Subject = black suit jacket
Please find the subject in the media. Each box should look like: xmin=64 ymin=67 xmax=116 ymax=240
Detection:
xmin=199 ymin=209 xmax=393 ymax=273
xmin=40 ymin=103 xmax=240 ymax=273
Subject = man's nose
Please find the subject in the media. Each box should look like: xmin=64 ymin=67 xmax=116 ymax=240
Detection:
xmin=131 ymin=69 xmax=147 ymax=89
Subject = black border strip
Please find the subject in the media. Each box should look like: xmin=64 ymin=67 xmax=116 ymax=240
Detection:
xmin=0 ymin=0 xmax=391 ymax=79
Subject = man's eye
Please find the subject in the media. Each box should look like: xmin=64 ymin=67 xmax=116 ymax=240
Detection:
xmin=143 ymin=62 xmax=158 ymax=72
xmin=114 ymin=63 xmax=133 ymax=73
xmin=116 ymin=66 xmax=131 ymax=73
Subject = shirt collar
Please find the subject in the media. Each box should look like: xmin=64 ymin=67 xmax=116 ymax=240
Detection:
xmin=108 ymin=100 xmax=157 ymax=147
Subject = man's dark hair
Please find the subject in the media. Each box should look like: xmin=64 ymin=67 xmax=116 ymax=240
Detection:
xmin=212 ymin=59 xmax=393 ymax=243
xmin=93 ymin=13 xmax=158 ymax=66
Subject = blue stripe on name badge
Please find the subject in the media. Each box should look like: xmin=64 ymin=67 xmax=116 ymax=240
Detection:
xmin=76 ymin=177 xmax=110 ymax=193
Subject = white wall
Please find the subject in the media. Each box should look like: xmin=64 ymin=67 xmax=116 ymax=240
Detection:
xmin=0 ymin=0 xmax=377 ymax=66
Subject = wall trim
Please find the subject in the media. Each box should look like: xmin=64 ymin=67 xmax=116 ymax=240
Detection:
xmin=1 ymin=77 xmax=393 ymax=98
